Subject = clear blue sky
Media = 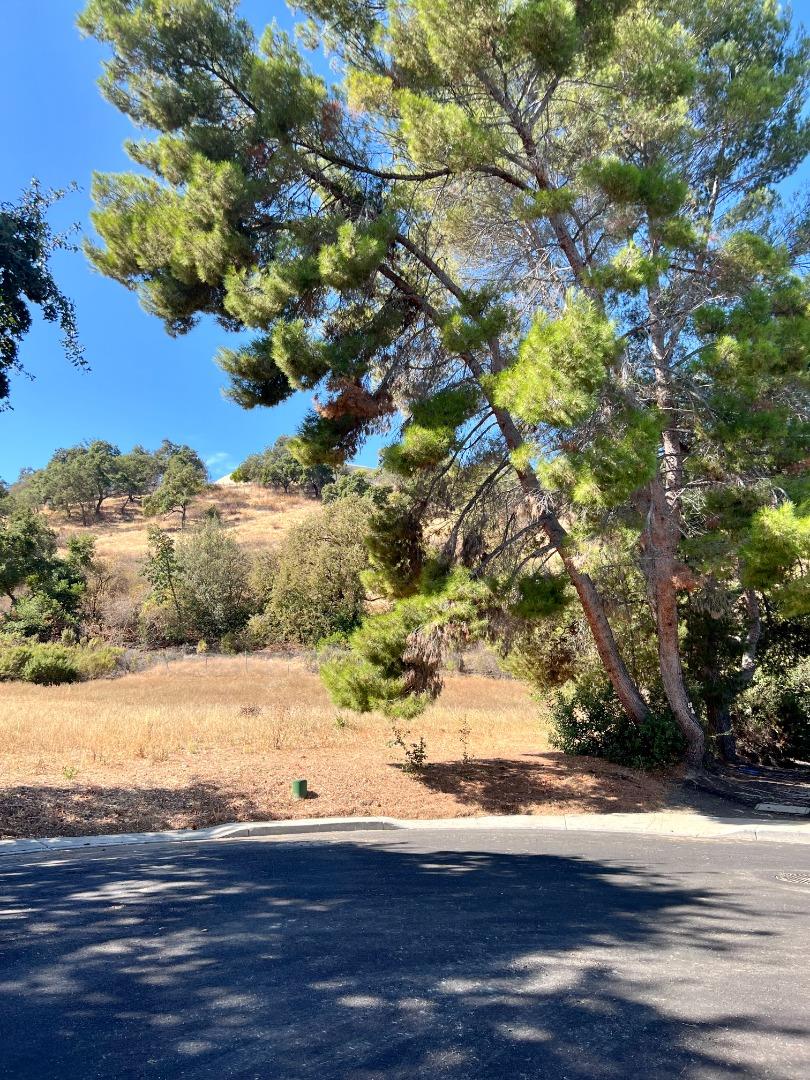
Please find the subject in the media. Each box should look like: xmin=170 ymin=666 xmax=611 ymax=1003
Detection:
xmin=2 ymin=0 xmax=808 ymax=482
xmin=0 ymin=0 xmax=383 ymax=482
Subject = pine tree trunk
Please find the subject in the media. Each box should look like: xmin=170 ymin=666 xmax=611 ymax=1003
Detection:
xmin=654 ymin=569 xmax=706 ymax=768
xmin=486 ymin=397 xmax=651 ymax=725
xmin=645 ymin=304 xmax=706 ymax=768
xmin=645 ymin=478 xmax=706 ymax=768
xmin=539 ymin=510 xmax=651 ymax=724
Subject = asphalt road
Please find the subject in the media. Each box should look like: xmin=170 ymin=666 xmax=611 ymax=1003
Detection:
xmin=1 ymin=829 xmax=809 ymax=1080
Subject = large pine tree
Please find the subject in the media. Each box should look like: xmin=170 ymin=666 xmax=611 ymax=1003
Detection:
xmin=80 ymin=0 xmax=809 ymax=765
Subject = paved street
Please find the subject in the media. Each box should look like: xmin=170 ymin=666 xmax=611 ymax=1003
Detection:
xmin=1 ymin=829 xmax=809 ymax=1079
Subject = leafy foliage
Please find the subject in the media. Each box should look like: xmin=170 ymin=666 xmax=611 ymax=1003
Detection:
xmin=0 ymin=640 xmax=123 ymax=685
xmin=0 ymin=508 xmax=57 ymax=601
xmin=494 ymin=293 xmax=617 ymax=429
xmin=18 ymin=439 xmax=206 ymax=524
xmin=0 ymin=516 xmax=96 ymax=641
xmin=549 ymin=676 xmax=685 ymax=769
xmin=742 ymin=502 xmax=810 ymax=617
xmin=231 ymin=436 xmax=335 ymax=496
xmin=248 ymin=495 xmax=369 ymax=646
xmin=362 ymin=494 xmax=426 ymax=599
xmin=734 ymin=658 xmax=810 ymax=765
xmin=0 ymin=181 xmax=85 ymax=403
xmin=143 ymin=521 xmax=252 ymax=642
xmin=321 ymin=468 xmax=383 ymax=504
xmin=320 ymin=569 xmax=494 ymax=718
xmin=173 ymin=522 xmax=252 ymax=639
xmin=143 ymin=450 xmax=207 ymax=525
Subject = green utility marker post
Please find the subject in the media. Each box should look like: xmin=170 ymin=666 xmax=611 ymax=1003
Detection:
xmin=291 ymin=778 xmax=308 ymax=800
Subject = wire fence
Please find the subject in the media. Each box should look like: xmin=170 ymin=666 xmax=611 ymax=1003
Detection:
xmin=120 ymin=643 xmax=513 ymax=680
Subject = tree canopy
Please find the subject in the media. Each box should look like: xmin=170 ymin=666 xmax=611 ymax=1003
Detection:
xmin=231 ymin=435 xmax=335 ymax=496
xmin=80 ymin=0 xmax=810 ymax=765
xmin=142 ymin=446 xmax=207 ymax=525
xmin=18 ymin=438 xmax=207 ymax=523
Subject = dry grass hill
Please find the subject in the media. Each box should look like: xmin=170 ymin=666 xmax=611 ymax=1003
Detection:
xmin=53 ymin=482 xmax=316 ymax=576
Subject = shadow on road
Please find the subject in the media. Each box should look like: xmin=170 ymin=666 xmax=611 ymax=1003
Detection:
xmin=0 ymin=835 xmax=804 ymax=1078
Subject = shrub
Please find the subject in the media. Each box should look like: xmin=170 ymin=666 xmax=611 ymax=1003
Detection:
xmin=322 ymin=471 xmax=385 ymax=505
xmin=0 ymin=641 xmax=124 ymax=684
xmin=504 ymin=616 xmax=591 ymax=691
xmin=20 ymin=645 xmax=80 ymax=685
xmin=252 ymin=496 xmax=369 ymax=647
xmin=734 ymin=658 xmax=810 ymax=765
xmin=248 ymin=550 xmax=278 ymax=609
xmin=0 ymin=644 xmax=34 ymax=680
xmin=220 ymin=629 xmax=249 ymax=654
xmin=549 ymin=675 xmax=685 ymax=769
xmin=4 ymin=591 xmax=78 ymax=641
xmin=73 ymin=644 xmax=124 ymax=680
xmin=138 ymin=597 xmax=186 ymax=647
xmin=173 ymin=523 xmax=253 ymax=640
xmin=388 ymin=723 xmax=428 ymax=773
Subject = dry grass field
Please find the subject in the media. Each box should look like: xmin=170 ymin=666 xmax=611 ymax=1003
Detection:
xmin=0 ymin=656 xmax=672 ymax=838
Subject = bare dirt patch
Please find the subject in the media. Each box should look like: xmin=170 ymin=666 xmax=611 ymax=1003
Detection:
xmin=0 ymin=656 xmax=673 ymax=838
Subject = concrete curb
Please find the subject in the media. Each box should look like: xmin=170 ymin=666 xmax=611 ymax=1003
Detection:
xmin=2 ymin=811 xmax=810 ymax=857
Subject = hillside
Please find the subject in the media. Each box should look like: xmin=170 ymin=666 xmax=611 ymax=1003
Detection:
xmin=53 ymin=483 xmax=316 ymax=576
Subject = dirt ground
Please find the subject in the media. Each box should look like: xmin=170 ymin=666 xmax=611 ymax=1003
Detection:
xmin=0 ymin=656 xmax=676 ymax=838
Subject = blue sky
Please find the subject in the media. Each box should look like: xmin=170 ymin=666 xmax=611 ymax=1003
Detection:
xmin=0 ymin=0 xmax=379 ymax=482
xmin=2 ymin=0 xmax=809 ymax=482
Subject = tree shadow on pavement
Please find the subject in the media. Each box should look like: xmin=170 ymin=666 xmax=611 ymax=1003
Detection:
xmin=0 ymin=836 xmax=804 ymax=1079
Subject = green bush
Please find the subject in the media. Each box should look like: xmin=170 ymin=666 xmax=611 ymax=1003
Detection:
xmin=0 ymin=644 xmax=34 ymax=680
xmin=173 ymin=523 xmax=253 ymax=640
xmin=74 ymin=644 xmax=124 ymax=680
xmin=549 ymin=675 xmax=685 ymax=769
xmin=0 ymin=641 xmax=124 ymax=685
xmin=4 ymin=592 xmax=78 ymax=641
xmin=734 ymin=658 xmax=810 ymax=765
xmin=252 ymin=497 xmax=370 ymax=647
xmin=137 ymin=596 xmax=189 ymax=647
xmin=20 ymin=645 xmax=80 ymax=685
xmin=220 ymin=629 xmax=249 ymax=654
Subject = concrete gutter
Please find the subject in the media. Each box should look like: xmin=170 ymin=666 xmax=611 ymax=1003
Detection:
xmin=2 ymin=810 xmax=810 ymax=857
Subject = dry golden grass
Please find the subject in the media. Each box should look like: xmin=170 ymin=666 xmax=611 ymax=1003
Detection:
xmin=0 ymin=656 xmax=534 ymax=759
xmin=54 ymin=483 xmax=314 ymax=574
xmin=0 ymin=656 xmax=672 ymax=837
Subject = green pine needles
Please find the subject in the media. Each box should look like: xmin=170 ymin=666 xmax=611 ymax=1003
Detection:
xmin=493 ymin=293 xmax=617 ymax=429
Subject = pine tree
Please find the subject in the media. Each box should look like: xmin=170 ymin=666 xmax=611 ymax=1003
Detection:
xmin=80 ymin=0 xmax=809 ymax=765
